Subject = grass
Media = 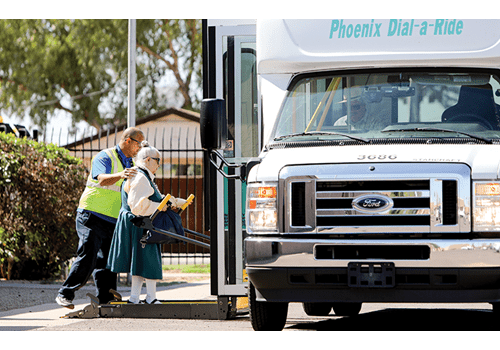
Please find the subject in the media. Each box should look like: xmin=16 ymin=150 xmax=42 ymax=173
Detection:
xmin=162 ymin=264 xmax=210 ymax=274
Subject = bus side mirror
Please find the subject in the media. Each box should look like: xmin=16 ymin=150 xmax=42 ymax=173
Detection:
xmin=200 ymin=98 xmax=228 ymax=150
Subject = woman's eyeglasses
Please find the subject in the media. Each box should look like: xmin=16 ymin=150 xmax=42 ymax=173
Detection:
xmin=145 ymin=157 xmax=160 ymax=164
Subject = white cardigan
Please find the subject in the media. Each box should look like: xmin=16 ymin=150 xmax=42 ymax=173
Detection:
xmin=125 ymin=166 xmax=186 ymax=217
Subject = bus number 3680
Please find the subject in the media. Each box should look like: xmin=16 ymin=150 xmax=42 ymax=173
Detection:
xmin=357 ymin=154 xmax=397 ymax=160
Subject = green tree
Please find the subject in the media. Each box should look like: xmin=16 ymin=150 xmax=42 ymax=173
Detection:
xmin=0 ymin=19 xmax=202 ymax=131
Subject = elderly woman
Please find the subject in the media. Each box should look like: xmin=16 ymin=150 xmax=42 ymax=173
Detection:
xmin=107 ymin=142 xmax=187 ymax=304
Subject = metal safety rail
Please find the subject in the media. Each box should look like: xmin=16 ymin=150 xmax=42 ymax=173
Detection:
xmin=62 ymin=195 xmax=248 ymax=320
xmin=132 ymin=194 xmax=210 ymax=249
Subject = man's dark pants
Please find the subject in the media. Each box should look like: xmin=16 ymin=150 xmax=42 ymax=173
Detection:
xmin=58 ymin=211 xmax=117 ymax=304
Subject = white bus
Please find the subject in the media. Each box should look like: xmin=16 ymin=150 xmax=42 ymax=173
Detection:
xmin=202 ymin=19 xmax=500 ymax=331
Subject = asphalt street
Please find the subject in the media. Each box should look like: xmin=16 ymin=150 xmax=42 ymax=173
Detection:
xmin=1 ymin=277 xmax=498 ymax=332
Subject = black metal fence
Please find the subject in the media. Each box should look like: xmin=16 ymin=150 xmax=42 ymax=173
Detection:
xmin=45 ymin=126 xmax=209 ymax=265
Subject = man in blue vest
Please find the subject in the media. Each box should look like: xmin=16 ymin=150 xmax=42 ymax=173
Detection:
xmin=56 ymin=127 xmax=145 ymax=308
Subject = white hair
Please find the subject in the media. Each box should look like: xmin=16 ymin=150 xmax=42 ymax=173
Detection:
xmin=134 ymin=141 xmax=160 ymax=168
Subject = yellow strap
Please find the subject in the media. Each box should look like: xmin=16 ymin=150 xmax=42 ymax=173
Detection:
xmin=317 ymin=78 xmax=342 ymax=131
xmin=180 ymin=194 xmax=195 ymax=211
xmin=157 ymin=194 xmax=172 ymax=211
xmin=103 ymin=148 xmax=118 ymax=173
xmin=305 ymin=77 xmax=342 ymax=132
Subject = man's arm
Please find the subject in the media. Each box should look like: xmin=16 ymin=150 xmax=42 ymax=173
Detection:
xmin=97 ymin=168 xmax=137 ymax=186
xmin=92 ymin=150 xmax=137 ymax=187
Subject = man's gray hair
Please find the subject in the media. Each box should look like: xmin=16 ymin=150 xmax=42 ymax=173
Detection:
xmin=121 ymin=127 xmax=144 ymax=142
xmin=134 ymin=141 xmax=160 ymax=168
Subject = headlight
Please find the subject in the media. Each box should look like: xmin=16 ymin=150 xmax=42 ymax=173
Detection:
xmin=473 ymin=181 xmax=500 ymax=231
xmin=246 ymin=183 xmax=278 ymax=233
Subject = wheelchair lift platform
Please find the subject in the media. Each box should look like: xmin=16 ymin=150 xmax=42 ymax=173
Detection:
xmin=61 ymin=194 xmax=249 ymax=320
xmin=62 ymin=291 xmax=245 ymax=320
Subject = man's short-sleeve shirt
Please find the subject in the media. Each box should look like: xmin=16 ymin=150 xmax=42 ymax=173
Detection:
xmin=91 ymin=146 xmax=133 ymax=180
xmin=79 ymin=145 xmax=134 ymax=223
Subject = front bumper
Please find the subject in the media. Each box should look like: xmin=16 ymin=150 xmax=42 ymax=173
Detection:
xmin=245 ymin=237 xmax=500 ymax=268
xmin=245 ymin=237 xmax=500 ymax=303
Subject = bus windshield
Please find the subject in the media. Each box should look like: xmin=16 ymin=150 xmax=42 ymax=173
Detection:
xmin=273 ymin=70 xmax=500 ymax=143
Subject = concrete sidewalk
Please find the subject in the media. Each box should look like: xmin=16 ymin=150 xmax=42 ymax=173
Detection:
xmin=0 ymin=279 xmax=212 ymax=331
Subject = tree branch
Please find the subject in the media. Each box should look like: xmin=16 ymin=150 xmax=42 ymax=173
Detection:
xmin=54 ymin=101 xmax=73 ymax=114
xmin=137 ymin=40 xmax=192 ymax=108
xmin=136 ymin=42 xmax=174 ymax=70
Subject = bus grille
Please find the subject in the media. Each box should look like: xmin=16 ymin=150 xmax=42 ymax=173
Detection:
xmin=280 ymin=163 xmax=469 ymax=234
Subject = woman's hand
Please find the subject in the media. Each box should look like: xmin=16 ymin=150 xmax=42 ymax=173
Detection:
xmin=174 ymin=198 xmax=187 ymax=208
xmin=158 ymin=197 xmax=192 ymax=211
xmin=173 ymin=198 xmax=191 ymax=210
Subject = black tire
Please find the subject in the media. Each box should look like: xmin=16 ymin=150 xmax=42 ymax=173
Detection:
xmin=302 ymin=302 xmax=332 ymax=316
xmin=249 ymin=283 xmax=288 ymax=331
xmin=332 ymin=302 xmax=362 ymax=317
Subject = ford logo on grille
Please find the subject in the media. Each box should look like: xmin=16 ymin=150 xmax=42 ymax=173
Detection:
xmin=352 ymin=194 xmax=393 ymax=213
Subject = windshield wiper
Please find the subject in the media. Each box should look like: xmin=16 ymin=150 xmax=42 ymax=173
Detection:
xmin=274 ymin=131 xmax=370 ymax=143
xmin=381 ymin=127 xmax=493 ymax=144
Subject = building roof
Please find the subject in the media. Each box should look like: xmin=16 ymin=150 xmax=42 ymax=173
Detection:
xmin=64 ymin=107 xmax=201 ymax=150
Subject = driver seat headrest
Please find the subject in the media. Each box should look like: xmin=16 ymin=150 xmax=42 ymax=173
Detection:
xmin=441 ymin=84 xmax=498 ymax=129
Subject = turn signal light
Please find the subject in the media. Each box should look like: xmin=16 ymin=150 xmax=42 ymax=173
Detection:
xmin=475 ymin=183 xmax=500 ymax=196
xmin=258 ymin=187 xmax=277 ymax=198
xmin=247 ymin=183 xmax=278 ymax=233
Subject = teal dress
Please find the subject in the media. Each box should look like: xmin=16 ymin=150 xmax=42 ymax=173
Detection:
xmin=107 ymin=168 xmax=162 ymax=280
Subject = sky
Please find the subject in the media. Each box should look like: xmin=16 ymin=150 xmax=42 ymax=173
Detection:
xmin=2 ymin=81 xmax=183 ymax=146
xmin=2 ymin=106 xmax=88 ymax=145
